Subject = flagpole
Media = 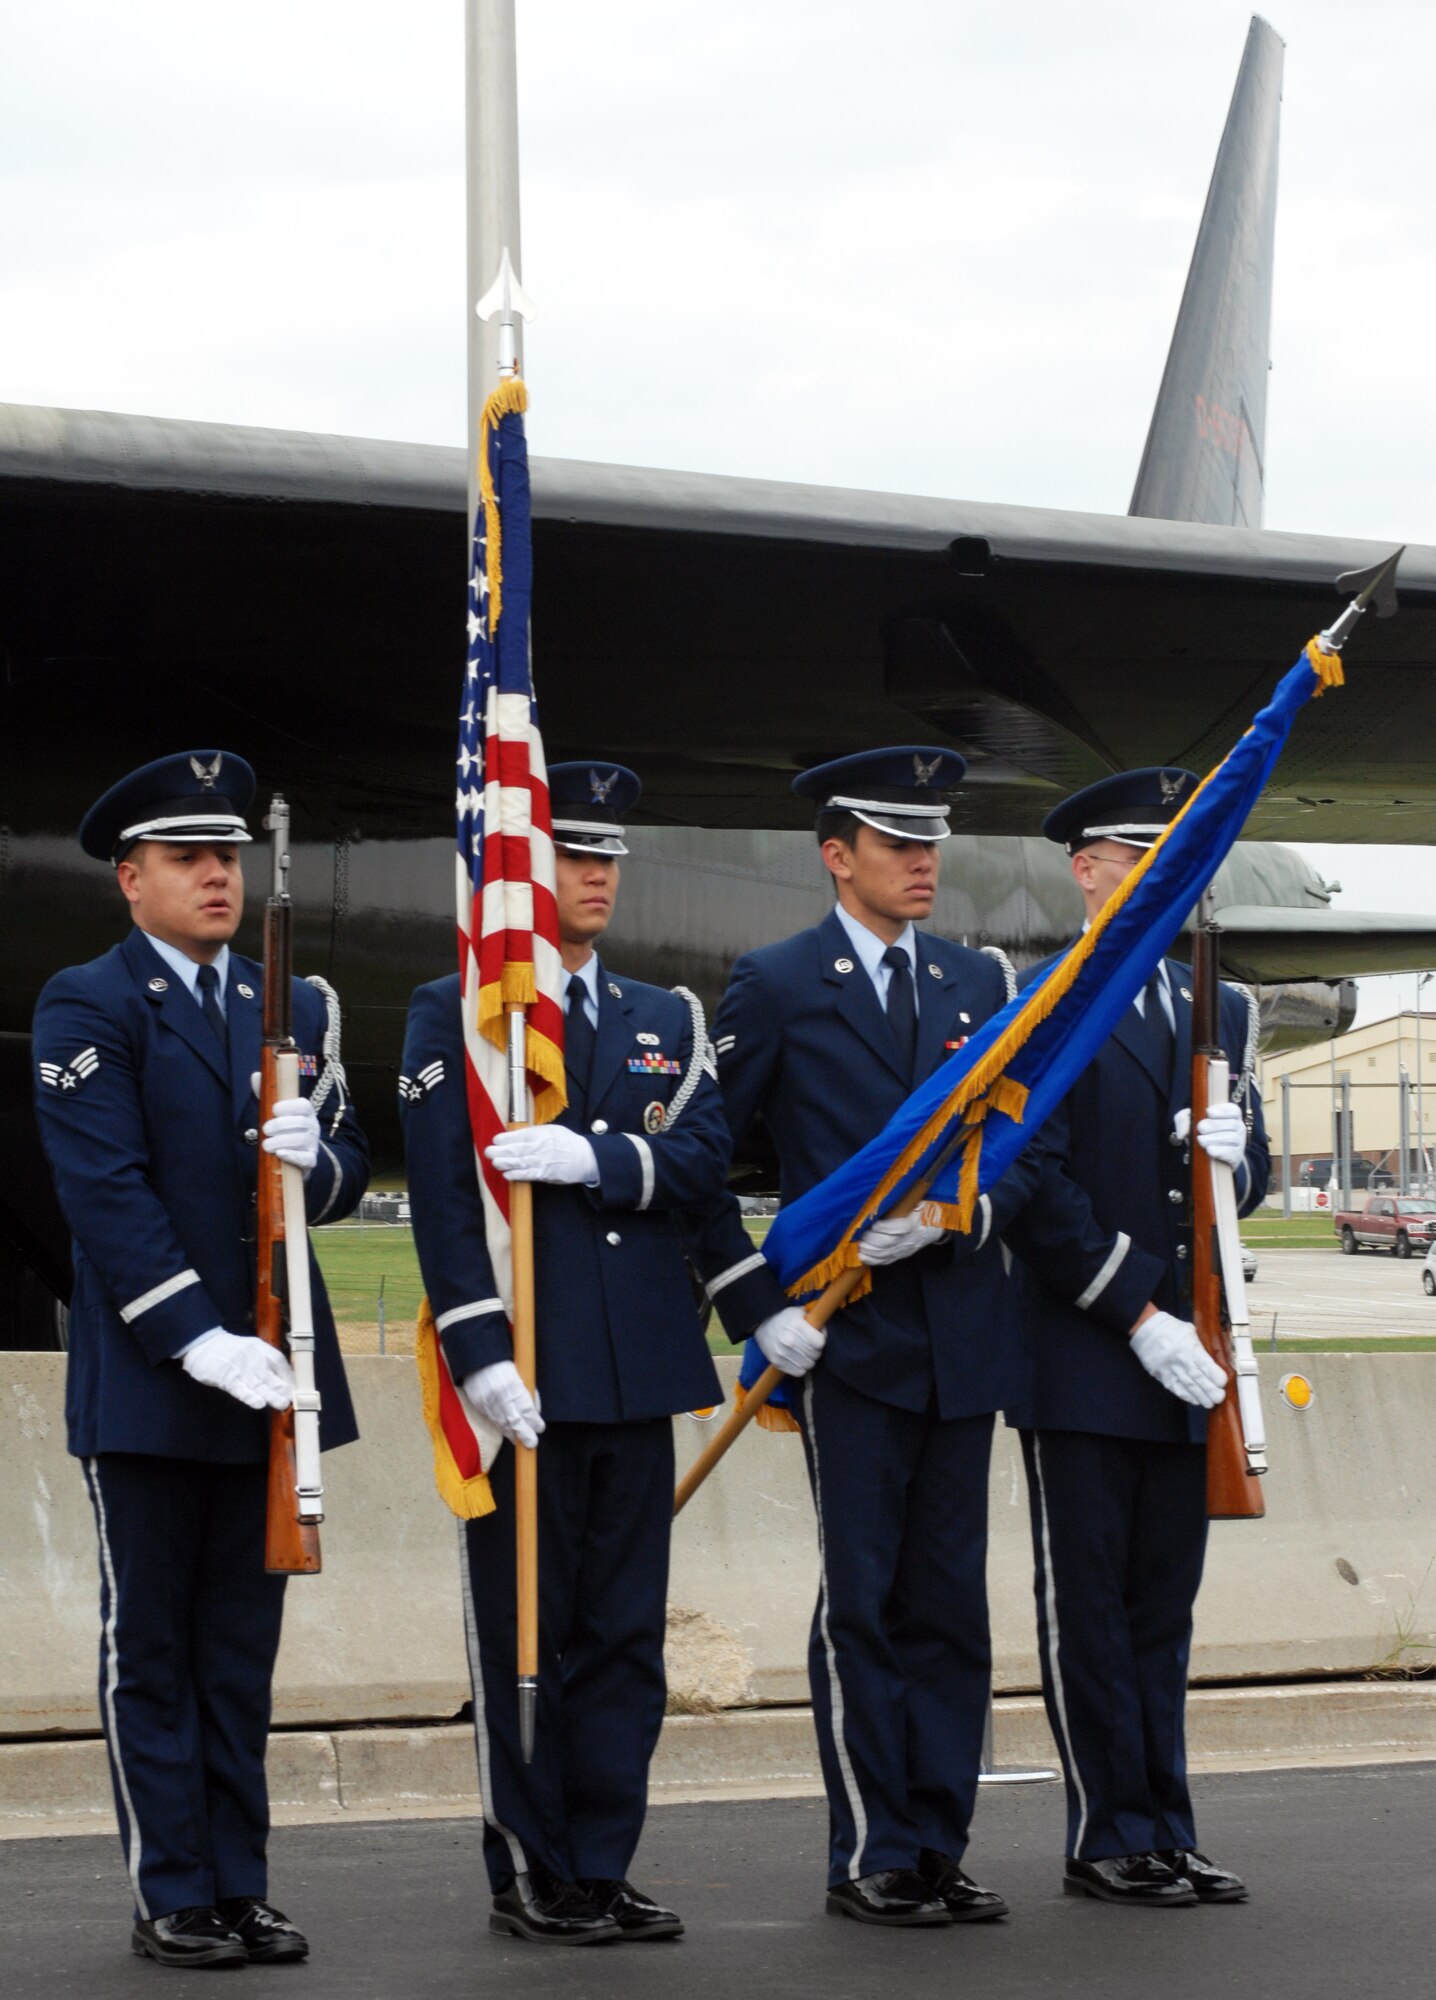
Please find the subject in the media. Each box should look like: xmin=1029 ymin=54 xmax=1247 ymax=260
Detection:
xmin=467 ymin=0 xmax=540 ymax=1766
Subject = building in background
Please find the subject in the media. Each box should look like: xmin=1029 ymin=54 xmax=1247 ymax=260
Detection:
xmin=1258 ymin=1007 xmax=1436 ymax=1198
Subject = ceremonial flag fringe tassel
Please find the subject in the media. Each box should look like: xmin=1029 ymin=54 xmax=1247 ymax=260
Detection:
xmin=418 ymin=377 xmax=566 ymax=1517
xmin=741 ymin=636 xmax=1346 ymax=1418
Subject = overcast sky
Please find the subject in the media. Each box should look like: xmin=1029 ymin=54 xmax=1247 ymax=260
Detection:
xmin=2 ymin=0 xmax=1433 ymax=1019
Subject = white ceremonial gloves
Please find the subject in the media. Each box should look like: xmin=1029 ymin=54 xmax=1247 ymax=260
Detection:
xmin=462 ymin=1361 xmax=545 ymax=1450
xmin=1129 ymin=1311 xmax=1227 ymax=1408
xmin=486 ymin=1127 xmax=599 ymax=1187
xmin=182 ymin=1329 xmax=295 ymax=1411
xmin=250 ymin=1072 xmax=320 ymax=1178
xmin=858 ymin=1210 xmax=948 ymax=1267
xmin=1172 ymin=1101 xmax=1247 ymax=1170
xmin=754 ymin=1305 xmax=826 ymax=1377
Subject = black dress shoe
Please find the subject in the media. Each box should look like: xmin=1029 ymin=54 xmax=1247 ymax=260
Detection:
xmin=1063 ymin=1854 xmax=1198 ymax=1907
xmin=216 ymin=1897 xmax=310 ymax=1963
xmin=826 ymin=1869 xmax=953 ymax=1926
xmin=130 ymin=1906 xmax=248 ymax=1967
xmin=917 ymin=1849 xmax=1009 ymax=1921
xmin=490 ymin=1868 xmax=623 ymax=1944
xmin=1159 ymin=1849 xmax=1249 ymax=1903
xmin=579 ymin=1878 xmax=684 ymax=1939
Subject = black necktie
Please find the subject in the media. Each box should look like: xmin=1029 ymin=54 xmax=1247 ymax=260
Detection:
xmin=565 ymin=974 xmax=595 ymax=1091
xmin=1141 ymin=967 xmax=1173 ymax=1084
xmin=196 ymin=963 xmax=228 ymax=1053
xmin=882 ymin=945 xmax=918 ymax=1080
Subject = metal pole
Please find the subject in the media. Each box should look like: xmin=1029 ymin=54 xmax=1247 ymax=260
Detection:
xmin=466 ymin=0 xmax=523 ymax=501
xmin=1280 ymin=1073 xmax=1292 ymax=1219
xmin=1339 ymin=1071 xmax=1353 ymax=1209
xmin=1418 ymin=976 xmax=1431 ymax=1191
xmin=1399 ymin=1066 xmax=1410 ymax=1196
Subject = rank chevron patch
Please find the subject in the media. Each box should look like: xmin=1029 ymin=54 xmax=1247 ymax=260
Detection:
xmin=398 ymin=1058 xmax=446 ymax=1103
xmin=39 ymin=1046 xmax=100 ymax=1092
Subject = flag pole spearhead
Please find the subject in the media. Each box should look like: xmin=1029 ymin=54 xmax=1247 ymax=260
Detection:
xmin=476 ymin=245 xmax=537 ymax=379
xmin=1319 ymin=546 xmax=1404 ymax=653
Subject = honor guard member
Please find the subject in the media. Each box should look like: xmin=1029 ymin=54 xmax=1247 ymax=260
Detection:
xmin=689 ymin=748 xmax=1041 ymax=1927
xmin=1009 ymin=768 xmax=1269 ymax=1908
xmin=400 ymin=761 xmax=730 ymax=1946
xmin=31 ymin=752 xmax=367 ymax=1969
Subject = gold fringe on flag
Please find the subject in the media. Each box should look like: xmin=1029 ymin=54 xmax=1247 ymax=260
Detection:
xmin=735 ymin=1376 xmax=801 ymax=1434
xmin=784 ymin=631 xmax=1349 ymax=1298
xmin=416 ymin=1297 xmax=497 ymax=1519
xmin=476 ymin=376 xmax=529 ymax=639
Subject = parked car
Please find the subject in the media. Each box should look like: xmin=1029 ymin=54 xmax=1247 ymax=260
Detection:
xmin=1334 ymin=1194 xmax=1436 ymax=1258
xmin=1423 ymin=1243 xmax=1436 ymax=1297
xmin=1241 ymin=1244 xmax=1258 ymax=1282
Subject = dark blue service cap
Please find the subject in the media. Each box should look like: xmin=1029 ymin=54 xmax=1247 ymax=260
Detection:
xmin=792 ymin=745 xmax=966 ymax=842
xmin=548 ymin=761 xmax=641 ymax=856
xmin=79 ymin=750 xmax=257 ymax=864
xmin=1042 ymin=766 xmax=1199 ymax=853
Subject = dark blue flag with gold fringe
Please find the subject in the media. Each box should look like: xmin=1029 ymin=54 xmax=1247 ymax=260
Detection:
xmin=750 ymin=632 xmax=1349 ymax=1350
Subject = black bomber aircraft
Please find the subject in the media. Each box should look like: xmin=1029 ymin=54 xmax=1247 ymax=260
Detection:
xmin=2 ymin=16 xmax=1434 ymax=1345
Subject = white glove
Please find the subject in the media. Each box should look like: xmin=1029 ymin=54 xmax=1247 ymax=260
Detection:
xmin=754 ymin=1305 xmax=826 ymax=1377
xmin=250 ymin=1074 xmax=320 ymax=1178
xmin=1129 ymin=1311 xmax=1227 ymax=1408
xmin=462 ymin=1361 xmax=545 ymax=1450
xmin=182 ymin=1330 xmax=295 ymax=1411
xmin=858 ymin=1210 xmax=948 ymax=1266
xmin=1172 ymin=1102 xmax=1247 ymax=1170
xmin=486 ymin=1127 xmax=599 ymax=1186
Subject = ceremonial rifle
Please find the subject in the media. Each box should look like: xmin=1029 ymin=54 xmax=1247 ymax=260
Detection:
xmin=256 ymin=793 xmax=325 ymax=1574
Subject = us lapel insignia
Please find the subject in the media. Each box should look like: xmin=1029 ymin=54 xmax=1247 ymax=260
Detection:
xmin=1180 ymin=987 xmax=1192 ymax=1002
xmin=148 ymin=977 xmax=168 ymax=992
xmin=236 ymin=982 xmax=255 ymax=1000
xmin=608 ymin=982 xmax=622 ymax=999
xmin=643 ymin=1100 xmax=666 ymax=1134
xmin=39 ymin=1046 xmax=100 ymax=1092
xmin=834 ymin=957 xmax=854 ymax=973
xmin=928 ymin=963 xmax=942 ymax=978
xmin=959 ymin=1010 xmax=971 ymax=1023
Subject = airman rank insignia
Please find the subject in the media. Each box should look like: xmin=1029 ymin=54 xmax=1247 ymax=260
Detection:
xmin=39 ymin=1047 xmax=100 ymax=1092
xmin=399 ymin=1058 xmax=445 ymax=1102
xmin=627 ymin=1053 xmax=681 ymax=1074
xmin=297 ymin=1053 xmax=319 ymax=1078
xmin=643 ymin=1101 xmax=666 ymax=1133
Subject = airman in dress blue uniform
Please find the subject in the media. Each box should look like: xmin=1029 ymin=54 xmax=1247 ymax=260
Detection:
xmin=31 ymin=752 xmax=367 ymax=1969
xmin=1009 ymin=768 xmax=1270 ymax=1909
xmin=401 ymin=762 xmax=730 ymax=1946
xmin=688 ymin=748 xmax=1038 ymax=1928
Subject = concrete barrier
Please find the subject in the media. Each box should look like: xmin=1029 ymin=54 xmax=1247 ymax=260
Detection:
xmin=4 ymin=1353 xmax=1434 ymax=1740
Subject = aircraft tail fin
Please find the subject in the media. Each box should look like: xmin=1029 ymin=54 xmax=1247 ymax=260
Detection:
xmin=1129 ymin=16 xmax=1284 ymax=527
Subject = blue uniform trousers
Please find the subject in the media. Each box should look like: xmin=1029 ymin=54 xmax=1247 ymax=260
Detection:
xmin=794 ymin=1366 xmax=994 ymax=1886
xmin=1020 ymin=1429 xmax=1207 ymax=1861
xmin=460 ymin=1417 xmax=674 ymax=1893
xmin=81 ymin=1453 xmax=285 ymax=1920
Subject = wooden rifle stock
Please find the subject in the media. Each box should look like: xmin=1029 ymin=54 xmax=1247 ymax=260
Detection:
xmin=257 ymin=797 xmax=322 ymax=1574
xmin=1190 ymin=911 xmax=1264 ymax=1521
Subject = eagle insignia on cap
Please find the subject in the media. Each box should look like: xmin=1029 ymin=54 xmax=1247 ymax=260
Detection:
xmin=912 ymin=752 xmax=942 ymax=787
xmin=589 ymin=769 xmax=616 ymax=804
xmin=190 ymin=753 xmax=223 ymax=791
xmin=39 ymin=1046 xmax=100 ymax=1092
xmin=1159 ymin=770 xmax=1184 ymax=803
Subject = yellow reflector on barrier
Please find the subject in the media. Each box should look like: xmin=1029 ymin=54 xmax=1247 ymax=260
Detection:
xmin=1279 ymin=1373 xmax=1314 ymax=1411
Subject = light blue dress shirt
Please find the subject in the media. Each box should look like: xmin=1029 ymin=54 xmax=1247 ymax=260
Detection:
xmin=832 ymin=902 xmax=920 ymax=1017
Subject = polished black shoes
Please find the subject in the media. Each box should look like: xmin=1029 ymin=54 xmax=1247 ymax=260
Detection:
xmin=579 ymin=1878 xmax=684 ymax=1939
xmin=215 ymin=1897 xmax=309 ymax=1963
xmin=1063 ymin=1853 xmax=1199 ymax=1906
xmin=130 ymin=1906 xmax=249 ymax=1968
xmin=489 ymin=1868 xmax=623 ymax=1944
xmin=826 ymin=1868 xmax=953 ymax=1926
xmin=1159 ymin=1849 xmax=1249 ymax=1902
xmin=917 ymin=1848 xmax=1009 ymax=1921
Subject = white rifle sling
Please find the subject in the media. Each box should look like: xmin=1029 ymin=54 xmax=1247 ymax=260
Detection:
xmin=1205 ymin=1053 xmax=1267 ymax=1476
xmin=276 ymin=1048 xmax=325 ymax=1521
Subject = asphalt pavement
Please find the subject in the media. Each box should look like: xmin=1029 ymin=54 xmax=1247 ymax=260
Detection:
xmin=4 ymin=1764 xmax=1433 ymax=2000
xmin=1241 ymin=1244 xmax=1435 ymax=1340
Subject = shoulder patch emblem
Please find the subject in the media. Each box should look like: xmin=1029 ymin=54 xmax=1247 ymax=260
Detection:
xmin=643 ymin=1100 xmax=666 ymax=1134
xmin=399 ymin=1058 xmax=446 ymax=1103
xmin=39 ymin=1047 xmax=100 ymax=1092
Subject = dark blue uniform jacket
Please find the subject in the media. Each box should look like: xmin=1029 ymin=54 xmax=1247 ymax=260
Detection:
xmin=1007 ymin=951 xmax=1270 ymax=1443
xmin=401 ymin=967 xmax=726 ymax=1423
xmin=33 ymin=927 xmax=366 ymax=1462
xmin=692 ymin=911 xmax=1040 ymax=1419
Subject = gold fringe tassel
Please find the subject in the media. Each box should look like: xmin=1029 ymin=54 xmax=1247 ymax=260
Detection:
xmin=415 ymin=1299 xmax=497 ymax=1519
xmin=735 ymin=1376 xmax=801 ymax=1434
xmin=475 ymin=376 xmax=529 ymax=639
xmin=1305 ymin=636 xmax=1344 ymax=694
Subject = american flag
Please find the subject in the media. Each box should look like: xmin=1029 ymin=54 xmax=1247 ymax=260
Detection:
xmin=422 ymin=377 xmax=566 ymax=1514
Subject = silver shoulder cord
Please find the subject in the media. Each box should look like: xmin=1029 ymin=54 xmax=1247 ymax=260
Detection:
xmin=980 ymin=944 xmax=1019 ymax=1004
xmin=661 ymin=986 xmax=712 ymax=1131
xmin=304 ymin=975 xmax=350 ymax=1136
xmin=1225 ymin=979 xmax=1262 ymax=1134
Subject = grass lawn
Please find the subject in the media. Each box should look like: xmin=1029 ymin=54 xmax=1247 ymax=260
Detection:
xmin=1240 ymin=1211 xmax=1341 ymax=1247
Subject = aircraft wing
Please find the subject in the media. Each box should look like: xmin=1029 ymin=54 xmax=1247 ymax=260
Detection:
xmin=2 ymin=401 xmax=1435 ymax=843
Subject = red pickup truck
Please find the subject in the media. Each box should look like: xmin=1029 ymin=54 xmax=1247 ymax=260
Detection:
xmin=1334 ymin=1195 xmax=1436 ymax=1258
